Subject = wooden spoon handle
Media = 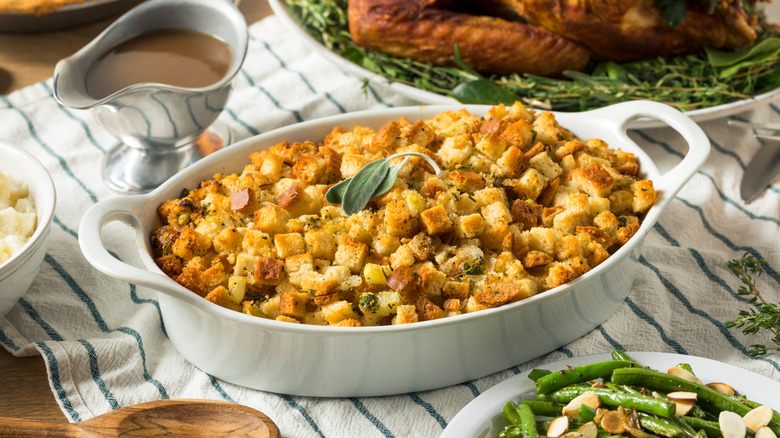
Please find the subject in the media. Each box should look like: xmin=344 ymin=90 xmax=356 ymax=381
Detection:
xmin=0 ymin=417 xmax=79 ymax=437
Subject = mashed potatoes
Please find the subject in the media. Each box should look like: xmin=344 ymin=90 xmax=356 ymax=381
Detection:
xmin=0 ymin=169 xmax=37 ymax=265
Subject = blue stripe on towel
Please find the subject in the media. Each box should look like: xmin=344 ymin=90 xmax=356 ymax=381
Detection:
xmin=40 ymin=83 xmax=106 ymax=153
xmin=624 ymin=297 xmax=686 ymax=355
xmin=654 ymin=223 xmax=754 ymax=303
xmin=350 ymin=397 xmax=394 ymax=438
xmin=0 ymin=96 xmax=99 ymax=204
xmin=639 ymin=255 xmax=780 ymax=372
xmin=223 ymin=107 xmax=261 ymax=136
xmin=282 ymin=394 xmax=326 ymax=438
xmin=460 ymin=381 xmax=480 ymax=397
xmin=36 ymin=341 xmax=82 ymax=422
xmin=254 ymin=36 xmax=348 ymax=114
xmin=673 ymin=198 xmax=780 ymax=282
xmin=597 ymin=325 xmax=625 ymax=351
xmin=239 ymin=70 xmax=303 ymax=123
xmin=409 ymin=392 xmax=447 ymax=429
xmin=78 ymin=339 xmax=120 ymax=409
xmin=0 ymin=328 xmax=20 ymax=352
xmin=207 ymin=374 xmax=236 ymax=403
xmin=45 ymin=254 xmax=170 ymax=399
xmin=18 ymin=298 xmax=63 ymax=341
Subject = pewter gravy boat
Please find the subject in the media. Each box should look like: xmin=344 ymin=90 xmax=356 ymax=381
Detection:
xmin=53 ymin=0 xmax=248 ymax=194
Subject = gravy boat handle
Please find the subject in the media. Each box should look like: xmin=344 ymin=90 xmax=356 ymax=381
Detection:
xmin=78 ymin=197 xmax=209 ymax=309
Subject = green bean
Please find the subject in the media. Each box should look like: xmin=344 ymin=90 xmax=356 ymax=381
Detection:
xmin=516 ymin=402 xmax=539 ymax=438
xmin=520 ymin=400 xmax=562 ymax=417
xmin=612 ymin=367 xmax=780 ymax=432
xmin=577 ymin=404 xmax=597 ymax=423
xmin=547 ymin=386 xmax=676 ymax=417
xmin=676 ymin=363 xmax=695 ymax=374
xmin=528 ymin=369 xmax=552 ymax=381
xmin=638 ymin=413 xmax=689 ymax=438
xmin=535 ymin=361 xmax=635 ymax=394
xmin=499 ymin=424 xmax=523 ymax=438
xmin=680 ymin=416 xmax=723 ymax=437
xmin=611 ymin=350 xmax=637 ymax=363
xmin=504 ymin=401 xmax=523 ymax=425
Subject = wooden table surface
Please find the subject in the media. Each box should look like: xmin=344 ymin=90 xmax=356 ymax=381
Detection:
xmin=0 ymin=0 xmax=272 ymax=423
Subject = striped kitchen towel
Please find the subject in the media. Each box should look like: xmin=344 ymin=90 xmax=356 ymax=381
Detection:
xmin=2 ymin=14 xmax=780 ymax=438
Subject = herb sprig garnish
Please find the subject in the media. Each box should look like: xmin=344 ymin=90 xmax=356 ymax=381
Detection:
xmin=724 ymin=253 xmax=780 ymax=357
xmin=284 ymin=0 xmax=780 ymax=112
xmin=325 ymin=152 xmax=441 ymax=216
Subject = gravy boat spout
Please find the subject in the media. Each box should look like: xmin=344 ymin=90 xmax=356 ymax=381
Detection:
xmin=53 ymin=0 xmax=248 ymax=194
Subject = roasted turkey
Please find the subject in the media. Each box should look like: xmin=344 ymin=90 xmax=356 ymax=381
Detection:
xmin=348 ymin=0 xmax=765 ymax=77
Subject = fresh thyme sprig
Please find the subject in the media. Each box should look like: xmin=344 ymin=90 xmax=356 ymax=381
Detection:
xmin=724 ymin=253 xmax=780 ymax=357
xmin=285 ymin=0 xmax=780 ymax=112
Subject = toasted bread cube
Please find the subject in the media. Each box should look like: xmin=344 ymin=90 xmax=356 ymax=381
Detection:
xmin=499 ymin=119 xmax=535 ymax=150
xmin=250 ymin=150 xmax=285 ymax=183
xmin=274 ymin=233 xmax=305 ymax=258
xmin=254 ymin=205 xmax=289 ymax=235
xmin=496 ymin=146 xmax=528 ymax=178
xmin=368 ymin=121 xmax=402 ymax=153
xmin=532 ymin=111 xmax=558 ymax=146
xmin=390 ymin=244 xmax=416 ymax=269
xmin=437 ymin=134 xmax=473 ymax=167
xmin=405 ymin=119 xmax=437 ymax=147
xmin=593 ymin=210 xmax=619 ymax=236
xmin=475 ymin=133 xmax=508 ymax=160
xmin=417 ymin=263 xmax=447 ymax=296
xmin=205 ymin=286 xmax=240 ymax=311
xmin=513 ymin=168 xmax=549 ymax=201
xmin=420 ymin=205 xmax=453 ymax=235
xmin=304 ymin=228 xmax=336 ymax=260
xmin=446 ymin=169 xmax=485 ymax=192
xmin=391 ymin=304 xmax=419 ymax=325
xmin=334 ymin=234 xmax=369 ymax=273
xmin=241 ymin=229 xmax=274 ymax=257
xmin=442 ymin=277 xmax=470 ymax=300
xmin=474 ymin=187 xmax=508 ymax=208
xmin=285 ymin=253 xmax=314 ymax=287
xmin=279 ymin=291 xmax=310 ymax=318
xmin=568 ymin=163 xmax=615 ymax=197
xmin=255 ymin=257 xmax=285 ymax=285
xmin=529 ymin=151 xmax=562 ymax=179
xmin=321 ymin=300 xmax=360 ymax=325
xmin=292 ymin=153 xmax=326 ymax=185
xmin=631 ymin=179 xmax=655 ymax=213
xmin=406 ymin=232 xmax=435 ymax=261
xmin=340 ymin=154 xmax=369 ymax=178
xmin=214 ymin=226 xmax=243 ymax=253
xmin=455 ymin=213 xmax=486 ymax=238
xmin=384 ymin=198 xmax=413 ymax=237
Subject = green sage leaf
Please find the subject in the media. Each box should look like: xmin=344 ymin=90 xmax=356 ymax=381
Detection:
xmin=448 ymin=79 xmax=522 ymax=105
xmin=342 ymin=158 xmax=390 ymax=216
xmin=707 ymin=37 xmax=780 ymax=78
xmin=372 ymin=156 xmax=410 ymax=198
xmin=324 ymin=178 xmax=350 ymax=204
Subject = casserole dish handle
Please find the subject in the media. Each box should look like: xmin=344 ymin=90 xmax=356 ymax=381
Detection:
xmin=592 ymin=100 xmax=710 ymax=196
xmin=79 ymin=196 xmax=207 ymax=308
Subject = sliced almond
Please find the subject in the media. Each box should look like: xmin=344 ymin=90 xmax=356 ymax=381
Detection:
xmin=667 ymin=366 xmax=703 ymax=384
xmin=667 ymin=391 xmax=698 ymax=402
xmin=706 ymin=382 xmax=736 ymax=395
xmin=547 ymin=416 xmax=570 ymax=437
xmin=673 ymin=400 xmax=696 ymax=417
xmin=756 ymin=426 xmax=778 ymax=438
xmin=600 ymin=410 xmax=627 ymax=435
xmin=562 ymin=393 xmax=601 ymax=416
xmin=720 ymin=410 xmax=748 ymax=438
xmin=744 ymin=405 xmax=774 ymax=432
xmin=591 ymin=382 xmax=608 ymax=389
xmin=578 ymin=421 xmax=598 ymax=438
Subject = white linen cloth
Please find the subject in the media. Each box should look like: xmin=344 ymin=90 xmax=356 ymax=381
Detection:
xmin=2 ymin=15 xmax=780 ymax=438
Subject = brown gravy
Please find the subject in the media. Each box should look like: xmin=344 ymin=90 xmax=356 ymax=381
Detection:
xmin=86 ymin=29 xmax=233 ymax=99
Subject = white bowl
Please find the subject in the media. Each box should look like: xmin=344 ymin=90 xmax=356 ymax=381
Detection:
xmin=78 ymin=101 xmax=710 ymax=397
xmin=0 ymin=140 xmax=56 ymax=317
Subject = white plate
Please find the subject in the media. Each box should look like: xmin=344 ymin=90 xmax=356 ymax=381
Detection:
xmin=269 ymin=0 xmax=780 ymax=127
xmin=0 ymin=0 xmax=142 ymax=33
xmin=441 ymin=351 xmax=780 ymax=438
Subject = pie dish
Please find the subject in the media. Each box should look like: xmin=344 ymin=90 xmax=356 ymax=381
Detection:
xmin=78 ymin=101 xmax=709 ymax=396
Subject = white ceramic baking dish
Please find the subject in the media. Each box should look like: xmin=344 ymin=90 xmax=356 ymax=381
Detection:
xmin=78 ymin=101 xmax=710 ymax=397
